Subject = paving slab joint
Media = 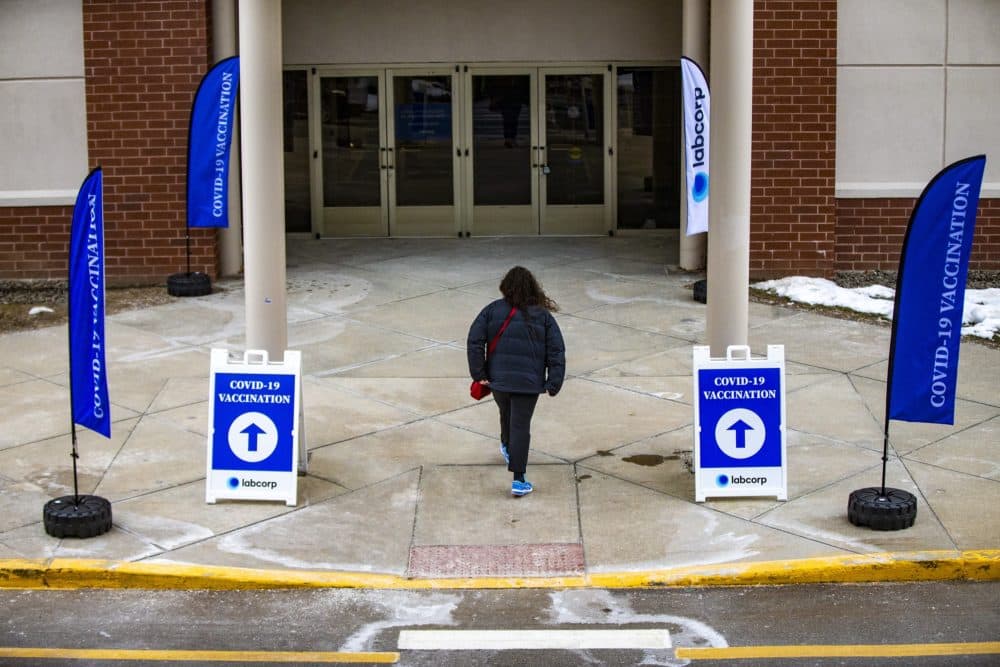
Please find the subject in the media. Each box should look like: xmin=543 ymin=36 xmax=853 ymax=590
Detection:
xmin=1 ymin=551 xmax=998 ymax=590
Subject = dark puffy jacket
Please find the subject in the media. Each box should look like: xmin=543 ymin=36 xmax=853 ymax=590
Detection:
xmin=467 ymin=298 xmax=566 ymax=395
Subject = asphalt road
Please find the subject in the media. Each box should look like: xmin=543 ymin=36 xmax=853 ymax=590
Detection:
xmin=1 ymin=581 xmax=998 ymax=666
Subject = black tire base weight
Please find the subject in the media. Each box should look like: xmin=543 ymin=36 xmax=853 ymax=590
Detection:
xmin=692 ymin=279 xmax=707 ymax=304
xmin=43 ymin=495 xmax=113 ymax=538
xmin=167 ymin=271 xmax=212 ymax=297
xmin=848 ymin=487 xmax=917 ymax=531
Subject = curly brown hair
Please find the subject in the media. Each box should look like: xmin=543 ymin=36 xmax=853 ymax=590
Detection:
xmin=499 ymin=266 xmax=559 ymax=312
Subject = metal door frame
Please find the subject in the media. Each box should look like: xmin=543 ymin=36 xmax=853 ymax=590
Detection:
xmin=461 ymin=66 xmax=539 ymax=236
xmin=385 ymin=66 xmax=462 ymax=237
xmin=311 ymin=67 xmax=389 ymax=237
xmin=537 ymin=66 xmax=613 ymax=235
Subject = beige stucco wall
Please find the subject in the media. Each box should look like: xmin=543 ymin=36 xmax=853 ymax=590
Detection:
xmin=282 ymin=0 xmax=682 ymax=65
xmin=837 ymin=0 xmax=1000 ymax=196
xmin=0 ymin=0 xmax=88 ymax=205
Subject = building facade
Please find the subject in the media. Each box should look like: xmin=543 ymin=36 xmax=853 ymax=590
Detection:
xmin=1 ymin=0 xmax=997 ymax=284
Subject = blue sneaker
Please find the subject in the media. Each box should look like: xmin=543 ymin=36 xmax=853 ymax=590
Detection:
xmin=500 ymin=442 xmax=510 ymax=465
xmin=511 ymin=480 xmax=533 ymax=497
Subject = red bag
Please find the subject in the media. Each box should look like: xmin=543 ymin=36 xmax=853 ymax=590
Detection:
xmin=469 ymin=307 xmax=517 ymax=400
xmin=470 ymin=380 xmax=491 ymax=400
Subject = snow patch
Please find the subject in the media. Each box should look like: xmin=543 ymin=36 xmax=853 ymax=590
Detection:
xmin=754 ymin=277 xmax=999 ymax=340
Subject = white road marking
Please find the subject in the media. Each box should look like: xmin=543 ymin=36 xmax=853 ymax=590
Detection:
xmin=547 ymin=589 xmax=727 ymax=666
xmin=398 ymin=629 xmax=671 ymax=650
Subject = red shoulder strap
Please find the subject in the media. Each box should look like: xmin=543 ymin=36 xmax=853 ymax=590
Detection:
xmin=486 ymin=307 xmax=517 ymax=357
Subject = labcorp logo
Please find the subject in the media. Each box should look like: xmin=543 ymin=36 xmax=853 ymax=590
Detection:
xmin=689 ymin=86 xmax=709 ymax=203
xmin=227 ymin=476 xmax=277 ymax=490
xmin=716 ymin=474 xmax=768 ymax=488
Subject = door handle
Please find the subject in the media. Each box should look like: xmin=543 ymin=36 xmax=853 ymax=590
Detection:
xmin=380 ymin=147 xmax=387 ymax=170
xmin=538 ymin=146 xmax=548 ymax=173
xmin=387 ymin=147 xmax=394 ymax=170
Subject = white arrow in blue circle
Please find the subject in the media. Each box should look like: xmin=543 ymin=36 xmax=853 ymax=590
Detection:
xmin=714 ymin=408 xmax=766 ymax=459
xmin=228 ymin=412 xmax=279 ymax=463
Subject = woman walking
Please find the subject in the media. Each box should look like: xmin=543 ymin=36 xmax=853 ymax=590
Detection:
xmin=467 ymin=266 xmax=565 ymax=497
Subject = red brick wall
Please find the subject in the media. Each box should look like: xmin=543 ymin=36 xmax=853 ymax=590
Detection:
xmin=0 ymin=206 xmax=74 ymax=279
xmin=968 ymin=199 xmax=1000 ymax=269
xmin=750 ymin=0 xmax=838 ymax=279
xmin=83 ymin=0 xmax=215 ymax=285
xmin=836 ymin=198 xmax=1000 ymax=271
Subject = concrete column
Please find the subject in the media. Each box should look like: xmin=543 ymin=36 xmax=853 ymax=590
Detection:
xmin=706 ymin=0 xmax=753 ymax=356
xmin=238 ymin=0 xmax=287 ymax=358
xmin=679 ymin=0 xmax=709 ymax=271
xmin=214 ymin=0 xmax=243 ymax=278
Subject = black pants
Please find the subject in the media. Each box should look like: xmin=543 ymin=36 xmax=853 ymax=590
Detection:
xmin=491 ymin=389 xmax=539 ymax=475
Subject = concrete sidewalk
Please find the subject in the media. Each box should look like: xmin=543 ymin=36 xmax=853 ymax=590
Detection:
xmin=1 ymin=237 xmax=998 ymax=586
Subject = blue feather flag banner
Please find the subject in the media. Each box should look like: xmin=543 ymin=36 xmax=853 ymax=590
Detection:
xmin=69 ymin=167 xmax=111 ymax=438
xmin=887 ymin=155 xmax=986 ymax=425
xmin=187 ymin=56 xmax=240 ymax=228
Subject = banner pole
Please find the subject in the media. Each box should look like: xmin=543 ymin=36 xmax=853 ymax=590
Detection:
xmin=880 ymin=422 xmax=890 ymax=497
xmin=66 ymin=207 xmax=82 ymax=507
xmin=70 ymin=426 xmax=80 ymax=505
xmin=66 ymin=279 xmax=80 ymax=506
xmin=882 ymin=318 xmax=897 ymax=499
xmin=879 ymin=183 xmax=911 ymax=499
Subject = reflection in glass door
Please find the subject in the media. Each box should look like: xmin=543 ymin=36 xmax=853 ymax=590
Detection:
xmin=464 ymin=70 xmax=536 ymax=235
xmin=318 ymin=72 xmax=386 ymax=236
xmin=387 ymin=71 xmax=459 ymax=236
xmin=616 ymin=66 xmax=681 ymax=230
xmin=539 ymin=70 xmax=610 ymax=234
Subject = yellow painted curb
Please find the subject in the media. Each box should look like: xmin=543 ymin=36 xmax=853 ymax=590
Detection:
xmin=588 ymin=549 xmax=1000 ymax=588
xmin=1 ymin=550 xmax=997 ymax=591
xmin=0 ymin=647 xmax=400 ymax=663
xmin=0 ymin=558 xmax=587 ymax=591
xmin=675 ymin=642 xmax=1000 ymax=660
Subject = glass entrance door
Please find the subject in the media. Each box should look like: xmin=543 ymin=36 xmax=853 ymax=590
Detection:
xmin=316 ymin=69 xmax=459 ymax=237
xmin=539 ymin=69 xmax=610 ymax=234
xmin=464 ymin=69 xmax=537 ymax=235
xmin=311 ymin=67 xmax=612 ymax=237
xmin=317 ymin=71 xmax=387 ymax=236
xmin=463 ymin=68 xmax=610 ymax=236
xmin=387 ymin=69 xmax=459 ymax=236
